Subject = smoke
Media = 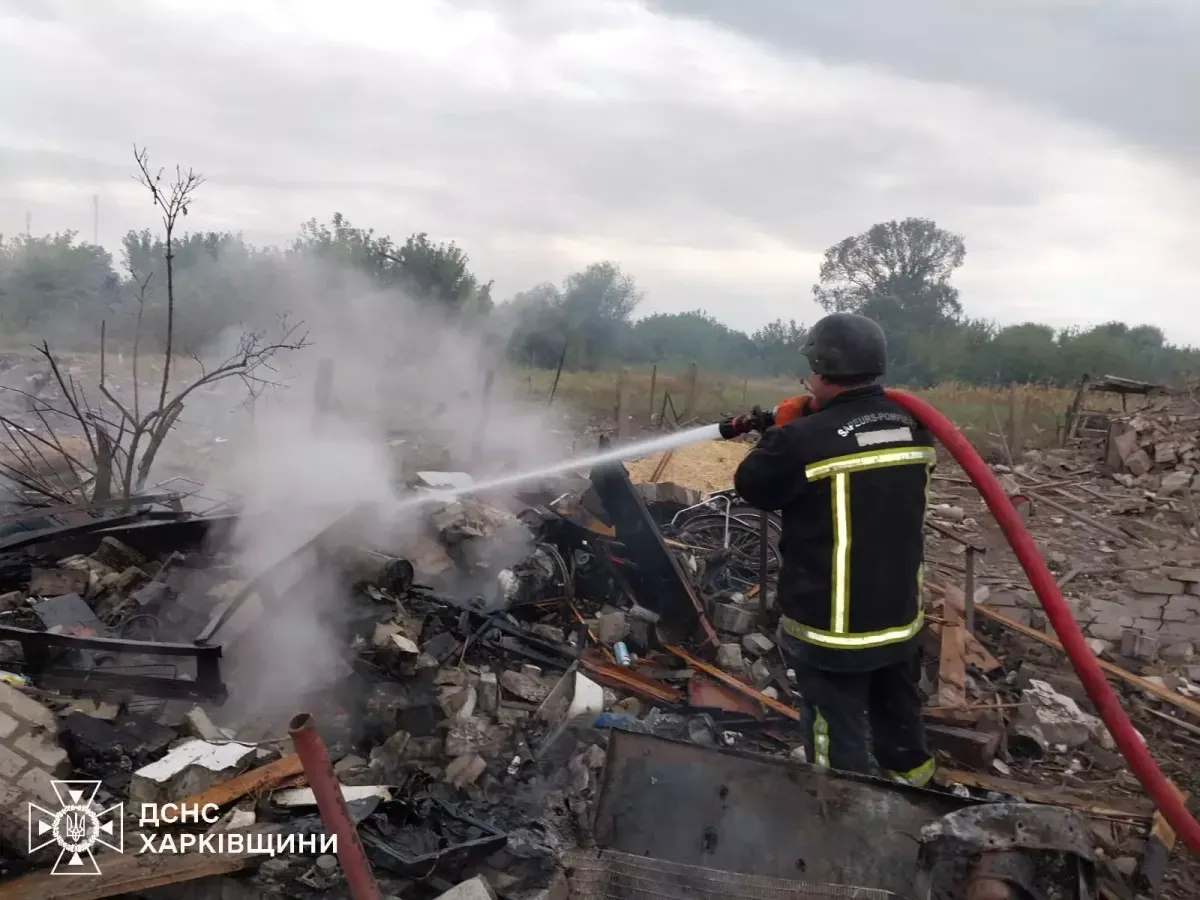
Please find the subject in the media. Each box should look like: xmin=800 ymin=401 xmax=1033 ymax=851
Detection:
xmin=183 ymin=254 xmax=566 ymax=731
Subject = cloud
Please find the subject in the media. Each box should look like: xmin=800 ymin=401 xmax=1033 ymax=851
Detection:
xmin=1 ymin=0 xmax=1198 ymax=341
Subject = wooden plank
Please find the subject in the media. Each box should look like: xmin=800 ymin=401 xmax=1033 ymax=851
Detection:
xmin=928 ymin=588 xmax=970 ymax=722
xmin=976 ymin=604 xmax=1200 ymax=720
xmin=177 ymin=753 xmax=305 ymax=811
xmin=0 ymin=840 xmax=257 ymax=899
xmin=934 ymin=584 xmax=1001 ymax=673
xmin=665 ymin=645 xmax=801 ymax=721
xmin=925 ymin=723 xmax=999 ymax=769
xmin=936 ymin=767 xmax=1152 ymax=820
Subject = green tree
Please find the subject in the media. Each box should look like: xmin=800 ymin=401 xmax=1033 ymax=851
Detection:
xmin=625 ymin=311 xmax=758 ymax=373
xmin=291 ymin=214 xmax=492 ymax=316
xmin=557 ymin=262 xmax=641 ymax=369
xmin=987 ymin=323 xmax=1060 ymax=383
xmin=750 ymin=319 xmax=809 ymax=378
xmin=813 ymin=218 xmax=966 ymax=383
xmin=0 ymin=232 xmax=118 ymax=333
xmin=501 ymin=282 xmax=568 ymax=368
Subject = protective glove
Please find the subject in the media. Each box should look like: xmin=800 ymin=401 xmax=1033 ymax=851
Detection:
xmin=773 ymin=395 xmax=818 ymax=427
xmin=718 ymin=404 xmax=774 ymax=439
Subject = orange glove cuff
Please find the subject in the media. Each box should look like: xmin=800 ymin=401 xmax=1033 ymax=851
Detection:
xmin=773 ymin=395 xmax=816 ymax=427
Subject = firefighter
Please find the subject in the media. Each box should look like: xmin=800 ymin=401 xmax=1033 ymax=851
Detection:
xmin=723 ymin=312 xmax=936 ymax=788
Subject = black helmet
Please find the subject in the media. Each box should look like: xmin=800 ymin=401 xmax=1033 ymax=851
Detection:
xmin=802 ymin=313 xmax=887 ymax=379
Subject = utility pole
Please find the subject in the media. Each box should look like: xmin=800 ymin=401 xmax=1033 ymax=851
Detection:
xmin=24 ymin=211 xmax=31 ymax=236
xmin=93 ymin=194 xmax=99 ymax=244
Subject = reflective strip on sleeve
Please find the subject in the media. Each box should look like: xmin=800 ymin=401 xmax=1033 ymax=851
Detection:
xmin=805 ymin=446 xmax=936 ymax=481
xmin=781 ymin=612 xmax=925 ymax=649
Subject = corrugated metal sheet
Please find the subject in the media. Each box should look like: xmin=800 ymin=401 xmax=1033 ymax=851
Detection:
xmin=566 ymin=849 xmax=901 ymax=900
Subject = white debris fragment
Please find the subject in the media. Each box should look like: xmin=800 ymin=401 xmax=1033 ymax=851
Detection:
xmin=130 ymin=740 xmax=257 ymax=804
xmin=273 ymin=785 xmax=392 ymax=807
xmin=1015 ymin=679 xmax=1113 ymax=752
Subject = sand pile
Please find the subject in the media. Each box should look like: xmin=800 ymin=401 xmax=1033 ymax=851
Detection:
xmin=624 ymin=439 xmax=751 ymax=493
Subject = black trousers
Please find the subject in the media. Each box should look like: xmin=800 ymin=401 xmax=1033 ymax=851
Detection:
xmin=787 ymin=651 xmax=935 ymax=786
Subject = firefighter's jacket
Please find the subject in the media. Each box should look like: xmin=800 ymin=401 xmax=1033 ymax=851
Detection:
xmin=733 ymin=385 xmax=934 ymax=672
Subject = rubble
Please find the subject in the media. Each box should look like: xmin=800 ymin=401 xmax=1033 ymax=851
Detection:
xmin=0 ymin=682 xmax=70 ymax=857
xmin=130 ymin=740 xmax=258 ymax=804
xmin=2 ymin=418 xmax=1200 ymax=898
xmin=435 ymin=875 xmax=499 ymax=900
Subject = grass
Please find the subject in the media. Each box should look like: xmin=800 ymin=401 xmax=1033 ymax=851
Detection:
xmin=513 ymin=367 xmax=1119 ymax=451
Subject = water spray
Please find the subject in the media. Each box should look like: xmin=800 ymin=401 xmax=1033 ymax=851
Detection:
xmin=397 ymin=423 xmax=723 ymax=511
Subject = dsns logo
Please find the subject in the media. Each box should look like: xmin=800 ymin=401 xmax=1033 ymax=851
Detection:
xmin=28 ymin=780 xmax=124 ymax=875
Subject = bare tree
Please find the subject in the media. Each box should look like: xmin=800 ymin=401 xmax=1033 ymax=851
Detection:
xmin=0 ymin=146 xmax=309 ymax=510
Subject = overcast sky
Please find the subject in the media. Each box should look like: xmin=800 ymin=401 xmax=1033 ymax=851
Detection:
xmin=1 ymin=0 xmax=1198 ymax=341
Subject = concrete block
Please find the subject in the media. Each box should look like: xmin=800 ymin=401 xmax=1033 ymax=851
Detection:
xmin=29 ymin=567 xmax=90 ymax=597
xmin=1125 ymin=596 xmax=1171 ymax=618
xmin=1086 ymin=621 xmax=1126 ymax=642
xmin=0 ymin=711 xmax=18 ymax=741
xmin=1086 ymin=598 xmax=1131 ymax=622
xmin=741 ymin=633 xmax=775 ymax=657
xmin=1128 ymin=579 xmax=1185 ymax=596
xmin=499 ymin=670 xmax=551 ymax=704
xmin=595 ymin=609 xmax=629 ymax=644
xmin=183 ymin=707 xmax=224 ymax=742
xmin=435 ymin=875 xmax=499 ymax=900
xmin=444 ymin=719 xmax=511 ymax=757
xmin=1161 ymin=642 xmax=1195 ymax=663
xmin=1163 ymin=567 xmax=1200 ymax=583
xmin=1162 ymin=622 xmax=1200 ymax=642
xmin=0 ymin=684 xmax=56 ymax=730
xmin=0 ymin=743 xmax=28 ymax=780
xmin=13 ymin=732 xmax=69 ymax=774
xmin=445 ymin=754 xmax=487 ymax=788
xmin=1163 ymin=596 xmax=1200 ymax=622
xmin=750 ymin=658 xmax=773 ymax=689
xmin=1122 ymin=630 xmax=1159 ymax=661
xmin=716 ymin=643 xmax=744 ymax=672
xmin=477 ymin=672 xmax=499 ymax=714
xmin=17 ymin=766 xmax=57 ymax=805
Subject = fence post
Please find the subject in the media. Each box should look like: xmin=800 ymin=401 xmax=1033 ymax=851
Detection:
xmin=648 ymin=365 xmax=658 ymax=426
xmin=547 ymin=343 xmax=567 ymax=406
xmin=681 ymin=362 xmax=699 ymax=422
xmin=615 ymin=367 xmax=631 ymax=439
xmin=1007 ymin=384 xmax=1022 ymax=455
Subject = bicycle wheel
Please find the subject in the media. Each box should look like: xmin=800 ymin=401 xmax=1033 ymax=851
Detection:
xmin=674 ymin=509 xmax=781 ymax=595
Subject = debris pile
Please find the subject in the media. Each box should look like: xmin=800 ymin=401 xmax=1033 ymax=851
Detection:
xmin=1107 ymin=395 xmax=1200 ymax=483
xmin=0 ymin=438 xmax=1197 ymax=898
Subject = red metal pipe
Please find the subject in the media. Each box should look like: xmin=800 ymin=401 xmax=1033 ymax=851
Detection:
xmin=288 ymin=712 xmax=383 ymax=900
xmin=886 ymin=389 xmax=1200 ymax=855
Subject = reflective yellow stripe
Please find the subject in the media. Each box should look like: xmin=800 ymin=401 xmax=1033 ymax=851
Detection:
xmin=805 ymin=446 xmax=937 ymax=481
xmin=781 ymin=612 xmax=925 ymax=649
xmin=813 ymin=711 xmax=830 ymax=768
xmin=918 ymin=461 xmax=932 ymax=597
xmin=831 ymin=472 xmax=850 ymax=632
xmin=888 ymin=757 xmax=936 ymax=788
xmin=797 ymin=444 xmax=934 ymax=646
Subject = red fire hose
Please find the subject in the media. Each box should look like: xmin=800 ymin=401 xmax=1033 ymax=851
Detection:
xmin=885 ymin=389 xmax=1200 ymax=854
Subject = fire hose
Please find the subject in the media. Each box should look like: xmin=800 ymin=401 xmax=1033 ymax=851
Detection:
xmin=884 ymin=388 xmax=1200 ymax=855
